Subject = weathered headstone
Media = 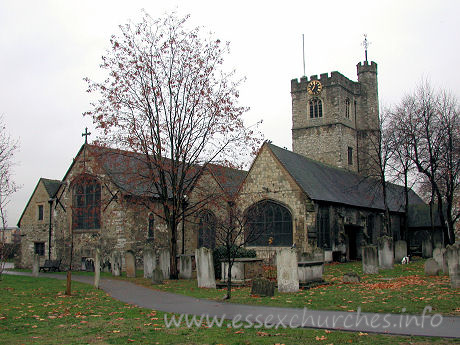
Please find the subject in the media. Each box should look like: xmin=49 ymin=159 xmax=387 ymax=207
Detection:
xmin=424 ymin=258 xmax=441 ymax=276
xmin=195 ymin=247 xmax=216 ymax=289
xmin=111 ymin=251 xmax=121 ymax=276
xmin=362 ymin=245 xmax=379 ymax=274
xmin=324 ymin=250 xmax=333 ymax=263
xmin=159 ymin=248 xmax=170 ymax=279
xmin=251 ymin=278 xmax=275 ymax=297
xmin=394 ymin=240 xmax=407 ymax=263
xmin=125 ymin=251 xmax=136 ymax=278
xmin=433 ymin=247 xmax=448 ymax=274
xmin=343 ymin=272 xmax=361 ymax=283
xmin=143 ymin=248 xmax=155 ymax=279
xmin=276 ymin=248 xmax=299 ymax=293
xmin=151 ymin=266 xmax=164 ymax=285
xmin=446 ymin=244 xmax=460 ymax=288
xmin=32 ymin=254 xmax=39 ymax=277
xmin=179 ymin=255 xmax=192 ymax=279
xmin=378 ymin=236 xmax=394 ymax=269
xmin=94 ymin=248 xmax=100 ymax=289
xmin=422 ymin=238 xmax=433 ymax=258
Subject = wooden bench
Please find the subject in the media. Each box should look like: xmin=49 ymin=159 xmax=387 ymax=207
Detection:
xmin=39 ymin=259 xmax=61 ymax=272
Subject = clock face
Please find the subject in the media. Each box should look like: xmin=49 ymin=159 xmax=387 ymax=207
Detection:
xmin=307 ymin=80 xmax=323 ymax=95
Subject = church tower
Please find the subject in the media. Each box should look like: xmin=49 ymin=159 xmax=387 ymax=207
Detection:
xmin=291 ymin=61 xmax=379 ymax=176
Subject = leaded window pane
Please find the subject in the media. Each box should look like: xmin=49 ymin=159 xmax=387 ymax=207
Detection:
xmin=246 ymin=201 xmax=292 ymax=246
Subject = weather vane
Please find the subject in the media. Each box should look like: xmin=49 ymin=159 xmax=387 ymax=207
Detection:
xmin=362 ymin=34 xmax=371 ymax=62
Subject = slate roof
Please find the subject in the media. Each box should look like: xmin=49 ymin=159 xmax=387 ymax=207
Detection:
xmin=267 ymin=143 xmax=425 ymax=212
xmin=407 ymin=204 xmax=443 ymax=228
xmin=207 ymin=164 xmax=247 ymax=198
xmin=41 ymin=178 xmax=62 ymax=198
xmin=86 ymin=145 xmax=246 ymax=198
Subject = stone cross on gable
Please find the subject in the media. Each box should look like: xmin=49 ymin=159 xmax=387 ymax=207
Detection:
xmin=82 ymin=127 xmax=91 ymax=144
xmin=80 ymin=127 xmax=92 ymax=171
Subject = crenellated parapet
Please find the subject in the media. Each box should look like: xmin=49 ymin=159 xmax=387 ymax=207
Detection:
xmin=291 ymin=70 xmax=360 ymax=94
xmin=357 ymin=61 xmax=377 ymax=75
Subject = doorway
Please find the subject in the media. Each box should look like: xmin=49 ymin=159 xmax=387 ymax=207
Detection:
xmin=345 ymin=225 xmax=363 ymax=261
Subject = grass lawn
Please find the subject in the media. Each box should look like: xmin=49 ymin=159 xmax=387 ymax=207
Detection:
xmin=107 ymin=258 xmax=460 ymax=316
xmin=0 ymin=274 xmax=458 ymax=344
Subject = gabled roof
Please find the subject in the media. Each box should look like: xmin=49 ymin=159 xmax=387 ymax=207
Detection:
xmin=267 ymin=143 xmax=425 ymax=212
xmin=41 ymin=178 xmax=62 ymax=198
xmin=17 ymin=178 xmax=62 ymax=227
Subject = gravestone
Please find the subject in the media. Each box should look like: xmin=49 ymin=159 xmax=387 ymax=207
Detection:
xmin=101 ymin=259 xmax=111 ymax=273
xmin=324 ymin=250 xmax=333 ymax=263
xmin=424 ymin=258 xmax=441 ymax=276
xmin=276 ymin=248 xmax=299 ymax=293
xmin=111 ymin=251 xmax=122 ymax=276
xmin=433 ymin=247 xmax=448 ymax=274
xmin=446 ymin=244 xmax=460 ymax=288
xmin=362 ymin=245 xmax=379 ymax=274
xmin=378 ymin=236 xmax=394 ymax=269
xmin=125 ymin=251 xmax=136 ymax=278
xmin=394 ymin=240 xmax=407 ymax=263
xmin=159 ymin=248 xmax=170 ymax=279
xmin=179 ymin=255 xmax=192 ymax=279
xmin=343 ymin=272 xmax=361 ymax=283
xmin=32 ymin=254 xmax=39 ymax=277
xmin=195 ymin=247 xmax=216 ymax=288
xmin=143 ymin=248 xmax=155 ymax=279
xmin=251 ymin=278 xmax=275 ymax=297
xmin=422 ymin=238 xmax=433 ymax=258
xmin=151 ymin=266 xmax=164 ymax=285
xmin=94 ymin=248 xmax=100 ymax=289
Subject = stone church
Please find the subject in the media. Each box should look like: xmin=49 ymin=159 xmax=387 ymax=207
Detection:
xmin=17 ymin=60 xmax=426 ymax=269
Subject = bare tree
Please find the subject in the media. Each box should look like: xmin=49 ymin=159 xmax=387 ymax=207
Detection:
xmin=387 ymin=108 xmax=417 ymax=240
xmin=214 ymin=202 xmax=262 ymax=300
xmin=360 ymin=110 xmax=394 ymax=236
xmin=392 ymin=82 xmax=459 ymax=244
xmin=0 ymin=116 xmax=19 ymax=279
xmin=84 ymin=12 xmax=261 ymax=278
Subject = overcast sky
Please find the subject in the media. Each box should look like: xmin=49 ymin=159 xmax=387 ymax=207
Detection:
xmin=1 ymin=0 xmax=459 ymax=227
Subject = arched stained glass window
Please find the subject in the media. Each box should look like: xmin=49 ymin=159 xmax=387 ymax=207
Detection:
xmin=73 ymin=176 xmax=101 ymax=230
xmin=198 ymin=210 xmax=216 ymax=249
xmin=246 ymin=200 xmax=293 ymax=246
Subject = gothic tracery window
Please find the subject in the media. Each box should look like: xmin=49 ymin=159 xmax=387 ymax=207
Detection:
xmin=246 ymin=200 xmax=293 ymax=246
xmin=198 ymin=210 xmax=216 ymax=249
xmin=309 ymin=98 xmax=323 ymax=118
xmin=73 ymin=176 xmax=101 ymax=230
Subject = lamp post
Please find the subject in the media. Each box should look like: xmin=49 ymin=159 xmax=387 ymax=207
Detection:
xmin=48 ymin=198 xmax=54 ymax=260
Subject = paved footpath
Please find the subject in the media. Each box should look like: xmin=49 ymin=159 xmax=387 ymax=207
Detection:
xmin=5 ymin=271 xmax=460 ymax=338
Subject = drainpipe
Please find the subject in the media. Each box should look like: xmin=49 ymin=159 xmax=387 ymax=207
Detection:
xmin=48 ymin=198 xmax=54 ymax=260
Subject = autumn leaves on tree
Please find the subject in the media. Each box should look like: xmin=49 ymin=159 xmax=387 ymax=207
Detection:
xmin=84 ymin=12 xmax=261 ymax=278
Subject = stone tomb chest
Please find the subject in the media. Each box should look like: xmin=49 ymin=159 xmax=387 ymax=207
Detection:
xmin=297 ymin=260 xmax=324 ymax=286
xmin=221 ymin=258 xmax=264 ymax=283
